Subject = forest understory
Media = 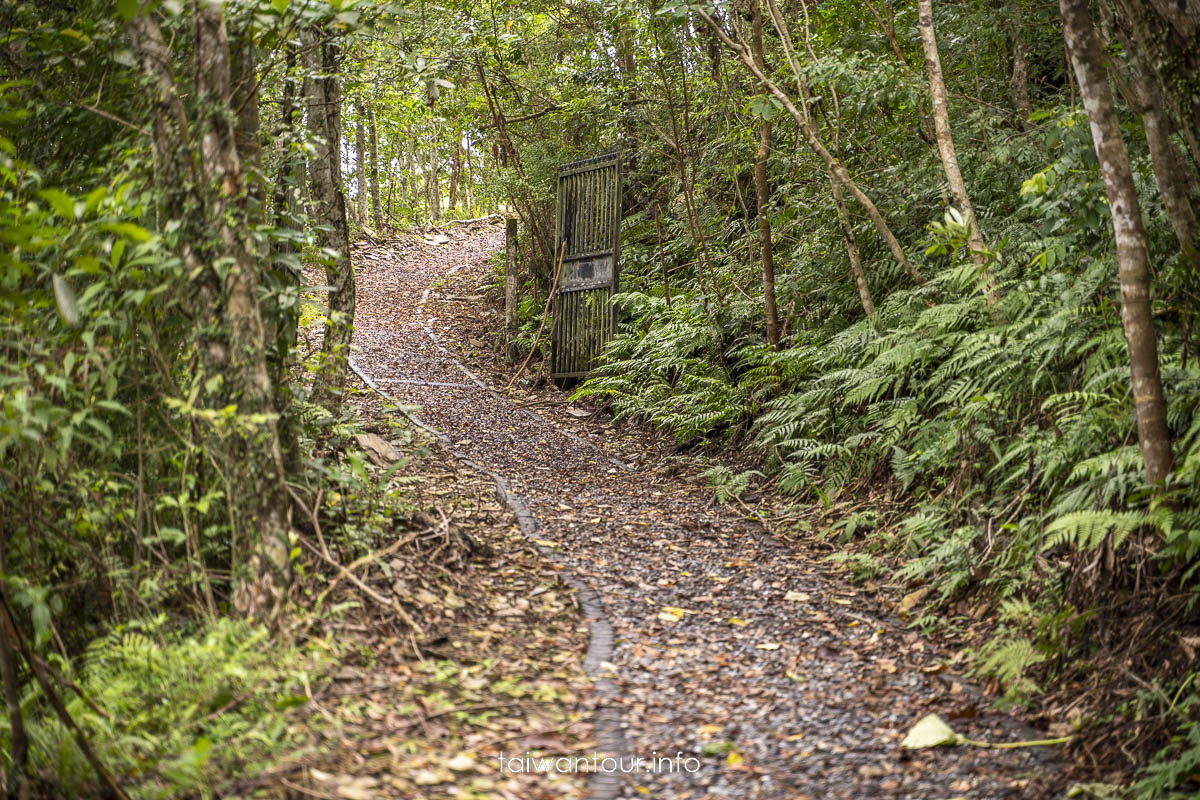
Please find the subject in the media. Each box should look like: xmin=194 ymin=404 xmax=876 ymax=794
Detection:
xmin=5 ymin=0 xmax=1200 ymax=797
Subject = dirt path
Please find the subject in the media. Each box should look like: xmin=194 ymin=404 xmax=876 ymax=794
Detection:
xmin=351 ymin=222 xmax=1061 ymax=799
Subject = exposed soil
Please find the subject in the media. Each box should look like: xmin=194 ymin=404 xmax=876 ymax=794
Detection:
xmin=348 ymin=221 xmax=1068 ymax=799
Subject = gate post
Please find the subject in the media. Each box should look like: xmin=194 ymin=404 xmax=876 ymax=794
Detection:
xmin=504 ymin=217 xmax=520 ymax=358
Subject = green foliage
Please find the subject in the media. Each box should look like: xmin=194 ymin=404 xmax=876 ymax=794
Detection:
xmin=0 ymin=616 xmax=330 ymax=799
xmin=1135 ymin=674 xmax=1200 ymax=799
xmin=701 ymin=465 xmax=763 ymax=503
xmin=549 ymin=0 xmax=1200 ymax=782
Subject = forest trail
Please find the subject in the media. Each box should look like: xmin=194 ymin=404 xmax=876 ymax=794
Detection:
xmin=350 ymin=221 xmax=1059 ymax=799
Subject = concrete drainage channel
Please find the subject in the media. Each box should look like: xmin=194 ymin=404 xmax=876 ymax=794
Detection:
xmin=346 ymin=264 xmax=630 ymax=800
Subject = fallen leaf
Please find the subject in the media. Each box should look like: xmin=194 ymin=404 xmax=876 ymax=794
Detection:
xmin=900 ymin=587 xmax=931 ymax=617
xmin=446 ymin=753 xmax=476 ymax=771
xmin=901 ymin=713 xmax=961 ymax=749
xmin=658 ymin=606 xmax=685 ymax=623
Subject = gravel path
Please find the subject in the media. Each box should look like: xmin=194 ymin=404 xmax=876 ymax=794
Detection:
xmin=350 ymin=223 xmax=1063 ymax=799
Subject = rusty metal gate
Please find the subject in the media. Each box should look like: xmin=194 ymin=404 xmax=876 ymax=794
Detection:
xmin=551 ymin=152 xmax=622 ymax=380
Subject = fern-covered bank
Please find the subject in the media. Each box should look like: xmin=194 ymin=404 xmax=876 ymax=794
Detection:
xmin=546 ymin=9 xmax=1200 ymax=796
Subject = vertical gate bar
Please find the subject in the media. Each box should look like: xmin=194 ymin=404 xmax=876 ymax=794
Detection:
xmin=590 ymin=171 xmax=596 ymax=253
xmin=588 ymin=171 xmax=595 ymax=252
xmin=569 ymin=292 xmax=576 ymax=374
xmin=555 ymin=169 xmax=563 ymax=256
xmin=573 ymin=292 xmax=581 ymax=373
xmin=553 ymin=293 xmax=560 ymax=375
xmin=566 ymin=173 xmax=573 ymax=255
xmin=600 ymin=167 xmax=607 ymax=249
xmin=594 ymin=168 xmax=603 ymax=256
xmin=595 ymin=169 xmax=603 ymax=252
xmin=597 ymin=168 xmax=604 ymax=256
xmin=577 ymin=171 xmax=584 ymax=253
xmin=586 ymin=290 xmax=593 ymax=370
xmin=583 ymin=170 xmax=593 ymax=252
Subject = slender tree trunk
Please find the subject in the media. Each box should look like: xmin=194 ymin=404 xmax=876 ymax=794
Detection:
xmin=830 ymin=173 xmax=878 ymax=323
xmin=749 ymin=0 xmax=780 ymax=346
xmin=368 ymin=102 xmax=381 ymax=229
xmin=0 ymin=532 xmax=27 ymax=799
xmin=1009 ymin=0 xmax=1033 ymax=123
xmin=355 ymin=101 xmax=368 ymax=225
xmin=448 ymin=135 xmax=462 ymax=214
xmin=274 ymin=46 xmax=299 ymax=232
xmin=231 ymin=41 xmax=265 ymax=221
xmin=918 ymin=0 xmax=1000 ymax=305
xmin=427 ymin=107 xmax=441 ymax=221
xmin=1106 ymin=3 xmax=1200 ymax=266
xmin=1137 ymin=87 xmax=1200 ymax=266
xmin=303 ymin=28 xmax=355 ymax=413
xmin=702 ymin=5 xmax=921 ymax=284
xmin=465 ymin=136 xmax=475 ymax=216
xmin=271 ymin=44 xmax=302 ymax=468
xmin=1062 ymin=0 xmax=1173 ymax=484
xmin=411 ymin=140 xmax=422 ymax=213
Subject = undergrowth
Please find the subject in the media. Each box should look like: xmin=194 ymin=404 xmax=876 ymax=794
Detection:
xmin=574 ymin=102 xmax=1200 ymax=792
xmin=3 ymin=616 xmax=333 ymax=799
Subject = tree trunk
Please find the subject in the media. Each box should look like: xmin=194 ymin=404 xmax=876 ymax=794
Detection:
xmin=427 ymin=108 xmax=441 ymax=221
xmin=830 ymin=172 xmax=878 ymax=323
xmin=0 ymin=532 xmax=27 ymax=798
xmin=703 ymin=5 xmax=922 ymax=284
xmin=130 ymin=6 xmax=292 ymax=619
xmin=231 ymin=40 xmax=265 ymax=221
xmin=303 ymin=28 xmax=355 ymax=414
xmin=448 ymin=134 xmax=462 ymax=214
xmin=1062 ymin=0 xmax=1173 ymax=484
xmin=355 ymin=101 xmax=368 ymax=226
xmin=465 ymin=136 xmax=475 ymax=216
xmin=369 ymin=102 xmax=381 ymax=229
xmin=274 ymin=45 xmax=299 ymax=233
xmin=1106 ymin=1 xmax=1200 ymax=267
xmin=918 ymin=0 xmax=1000 ymax=305
xmin=1009 ymin=0 xmax=1033 ymax=122
xmin=749 ymin=0 xmax=780 ymax=347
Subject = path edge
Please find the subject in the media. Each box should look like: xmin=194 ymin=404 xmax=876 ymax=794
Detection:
xmin=347 ymin=250 xmax=629 ymax=799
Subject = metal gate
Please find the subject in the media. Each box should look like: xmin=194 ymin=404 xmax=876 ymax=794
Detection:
xmin=551 ymin=152 xmax=622 ymax=380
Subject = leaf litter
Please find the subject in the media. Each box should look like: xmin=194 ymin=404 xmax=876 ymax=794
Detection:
xmin=289 ymin=220 xmax=1072 ymax=799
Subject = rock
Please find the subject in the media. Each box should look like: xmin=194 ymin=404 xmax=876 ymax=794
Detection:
xmin=356 ymin=432 xmax=400 ymax=466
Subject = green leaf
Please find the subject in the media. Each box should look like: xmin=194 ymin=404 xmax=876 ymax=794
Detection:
xmin=117 ymin=0 xmax=139 ymax=21
xmin=180 ymin=737 xmax=211 ymax=769
xmin=38 ymin=188 xmax=77 ymax=220
xmin=701 ymin=740 xmax=738 ymax=756
xmin=31 ymin=601 xmax=51 ymax=645
xmin=53 ymin=273 xmax=80 ymax=324
xmin=100 ymin=221 xmax=151 ymax=242
xmin=274 ymin=694 xmax=310 ymax=710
